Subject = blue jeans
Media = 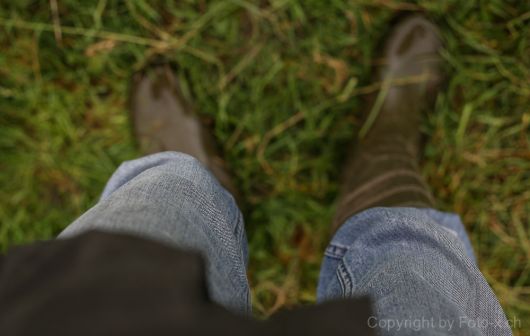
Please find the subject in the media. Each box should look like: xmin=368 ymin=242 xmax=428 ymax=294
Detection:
xmin=60 ymin=152 xmax=512 ymax=335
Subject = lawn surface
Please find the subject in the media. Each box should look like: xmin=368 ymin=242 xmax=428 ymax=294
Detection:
xmin=0 ymin=0 xmax=529 ymax=333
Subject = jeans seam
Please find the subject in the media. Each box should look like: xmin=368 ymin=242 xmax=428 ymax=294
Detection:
xmin=337 ymin=261 xmax=353 ymax=297
xmin=233 ymin=208 xmax=251 ymax=314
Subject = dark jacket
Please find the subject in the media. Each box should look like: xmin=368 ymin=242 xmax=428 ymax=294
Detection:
xmin=0 ymin=231 xmax=374 ymax=335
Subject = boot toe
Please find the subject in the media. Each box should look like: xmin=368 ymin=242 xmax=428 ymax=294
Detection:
xmin=385 ymin=15 xmax=442 ymax=70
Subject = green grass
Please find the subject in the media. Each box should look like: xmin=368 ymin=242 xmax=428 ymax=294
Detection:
xmin=0 ymin=0 xmax=529 ymax=333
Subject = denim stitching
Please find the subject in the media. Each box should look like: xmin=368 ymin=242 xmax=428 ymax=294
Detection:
xmin=325 ymin=243 xmax=349 ymax=258
xmin=337 ymin=261 xmax=353 ymax=297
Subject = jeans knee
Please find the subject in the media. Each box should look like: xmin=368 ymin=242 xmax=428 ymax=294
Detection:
xmin=104 ymin=151 xmax=237 ymax=223
xmin=146 ymin=152 xmax=217 ymax=191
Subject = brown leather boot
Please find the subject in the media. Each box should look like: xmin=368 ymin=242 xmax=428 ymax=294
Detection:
xmin=130 ymin=65 xmax=239 ymax=200
xmin=332 ymin=15 xmax=443 ymax=232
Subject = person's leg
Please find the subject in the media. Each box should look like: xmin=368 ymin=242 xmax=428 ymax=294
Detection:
xmin=59 ymin=152 xmax=250 ymax=314
xmin=318 ymin=208 xmax=510 ymax=335
xmin=318 ymin=15 xmax=511 ymax=335
xmin=60 ymin=67 xmax=249 ymax=314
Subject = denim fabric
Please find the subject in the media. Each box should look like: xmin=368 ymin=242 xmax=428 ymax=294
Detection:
xmin=60 ymin=152 xmax=512 ymax=335
xmin=317 ymin=208 xmax=511 ymax=335
xmin=59 ymin=152 xmax=250 ymax=314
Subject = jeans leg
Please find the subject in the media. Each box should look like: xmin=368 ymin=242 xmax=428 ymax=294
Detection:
xmin=317 ymin=207 xmax=512 ymax=335
xmin=59 ymin=152 xmax=251 ymax=314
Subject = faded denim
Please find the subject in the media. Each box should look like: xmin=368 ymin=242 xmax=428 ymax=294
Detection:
xmin=60 ymin=152 xmax=512 ymax=335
